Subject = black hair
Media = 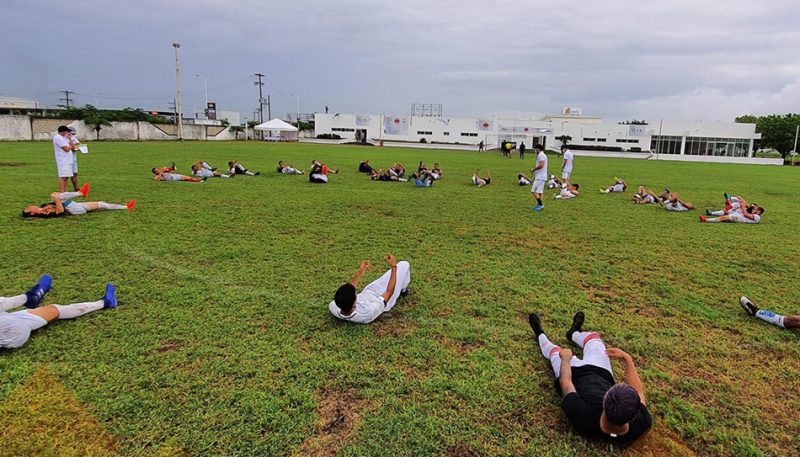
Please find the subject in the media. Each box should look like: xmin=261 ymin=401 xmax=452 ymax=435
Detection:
xmin=534 ymin=144 xmax=544 ymax=151
xmin=151 ymin=167 xmax=158 ymax=174
xmin=334 ymin=283 xmax=357 ymax=314
xmin=603 ymin=384 xmax=641 ymax=425
xmin=573 ymin=183 xmax=580 ymax=190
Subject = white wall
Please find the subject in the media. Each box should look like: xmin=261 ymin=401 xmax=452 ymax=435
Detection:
xmin=0 ymin=115 xmax=31 ymax=141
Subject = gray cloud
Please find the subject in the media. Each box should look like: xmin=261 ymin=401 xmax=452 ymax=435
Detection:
xmin=2 ymin=0 xmax=798 ymax=122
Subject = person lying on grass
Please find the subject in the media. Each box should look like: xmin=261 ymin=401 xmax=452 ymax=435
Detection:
xmin=700 ymin=193 xmax=764 ymax=224
xmin=276 ymin=160 xmax=303 ymax=175
xmin=329 ymin=254 xmax=411 ymax=324
xmin=663 ymin=192 xmax=694 ymax=212
xmin=370 ymin=168 xmax=408 ymax=182
xmin=309 ymin=160 xmax=338 ymax=183
xmin=528 ymin=311 xmax=652 ymax=442
xmin=547 ymin=174 xmax=563 ymax=189
xmin=632 ymin=186 xmax=662 ymax=205
xmin=518 ymin=173 xmax=532 ymax=186
xmin=228 ymin=161 xmax=261 ymax=176
xmin=472 ymin=168 xmax=491 ymax=187
xmin=430 ymin=162 xmax=442 ymax=180
xmin=22 ymin=185 xmax=135 ymax=218
xmin=417 ymin=161 xmax=429 ymax=174
xmin=192 ymin=161 xmax=231 ymax=178
xmin=152 ymin=164 xmax=205 ymax=182
xmin=600 ymin=177 xmax=627 ymax=193
xmin=410 ymin=170 xmax=434 ymax=187
xmin=554 ymin=182 xmax=581 ymax=199
xmin=0 ymin=274 xmax=117 ymax=349
xmin=740 ymin=296 xmax=800 ymax=330
xmin=388 ymin=163 xmax=406 ymax=178
xmin=358 ymin=160 xmax=374 ymax=174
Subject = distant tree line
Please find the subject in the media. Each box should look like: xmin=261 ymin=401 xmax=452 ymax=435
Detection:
xmin=736 ymin=113 xmax=800 ymax=157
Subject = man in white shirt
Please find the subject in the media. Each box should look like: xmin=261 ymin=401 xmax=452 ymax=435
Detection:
xmin=561 ymin=146 xmax=574 ymax=183
xmin=329 ymin=254 xmax=411 ymax=324
xmin=531 ymin=145 xmax=548 ymax=211
xmin=700 ymin=193 xmax=763 ymax=224
xmin=53 ymin=126 xmax=78 ymax=192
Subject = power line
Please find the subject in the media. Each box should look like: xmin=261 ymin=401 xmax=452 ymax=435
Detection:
xmin=59 ymin=90 xmax=73 ymax=108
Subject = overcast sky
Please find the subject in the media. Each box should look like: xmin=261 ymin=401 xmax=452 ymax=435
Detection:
xmin=3 ymin=0 xmax=799 ymax=122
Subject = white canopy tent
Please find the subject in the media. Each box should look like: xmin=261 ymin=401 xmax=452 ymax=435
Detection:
xmin=254 ymin=118 xmax=299 ymax=141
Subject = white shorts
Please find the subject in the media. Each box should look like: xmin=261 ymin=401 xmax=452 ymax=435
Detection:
xmin=729 ymin=212 xmax=760 ymax=224
xmin=64 ymin=201 xmax=88 ymax=215
xmin=612 ymin=184 xmax=625 ymax=193
xmin=532 ymin=180 xmax=545 ymax=194
xmin=161 ymin=173 xmax=182 ymax=182
xmin=561 ymin=171 xmax=572 ymax=180
xmin=665 ymin=201 xmax=688 ymax=212
xmin=0 ymin=311 xmax=48 ymax=349
xmin=431 ymin=172 xmax=441 ymax=180
xmin=193 ymin=168 xmax=214 ymax=177
xmin=362 ymin=261 xmax=411 ymax=312
xmin=560 ymin=190 xmax=576 ymax=199
xmin=56 ymin=160 xmax=77 ymax=178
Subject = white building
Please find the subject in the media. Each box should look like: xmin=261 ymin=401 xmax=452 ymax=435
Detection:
xmin=314 ymin=111 xmax=761 ymax=159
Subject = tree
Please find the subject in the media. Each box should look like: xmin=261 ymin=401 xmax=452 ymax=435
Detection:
xmin=736 ymin=113 xmax=800 ymax=157
xmin=229 ymin=125 xmax=244 ymax=139
xmin=555 ymin=135 xmax=572 ymax=146
xmin=82 ymin=105 xmax=112 ymax=140
xmin=619 ymin=119 xmax=648 ymax=125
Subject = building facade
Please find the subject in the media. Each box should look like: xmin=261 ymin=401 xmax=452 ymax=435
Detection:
xmin=314 ymin=112 xmax=761 ymax=158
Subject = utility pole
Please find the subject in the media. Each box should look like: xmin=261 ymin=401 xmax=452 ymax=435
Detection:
xmin=254 ymin=73 xmax=265 ymax=124
xmin=172 ymin=42 xmax=183 ymax=139
xmin=267 ymin=95 xmax=272 ymax=120
xmin=59 ymin=90 xmax=73 ymax=109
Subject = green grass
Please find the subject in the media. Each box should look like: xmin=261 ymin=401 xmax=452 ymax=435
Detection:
xmin=1 ymin=141 xmax=798 ymax=456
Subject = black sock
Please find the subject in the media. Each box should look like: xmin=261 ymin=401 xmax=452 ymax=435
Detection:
xmin=537 ymin=198 xmax=542 ymax=206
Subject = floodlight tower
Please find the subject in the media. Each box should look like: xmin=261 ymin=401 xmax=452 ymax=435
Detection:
xmin=172 ymin=42 xmax=183 ymax=139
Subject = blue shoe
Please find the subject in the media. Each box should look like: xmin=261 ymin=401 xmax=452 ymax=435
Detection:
xmin=102 ymin=283 xmax=117 ymax=309
xmin=24 ymin=274 xmax=52 ymax=309
xmin=533 ymin=205 xmax=544 ymax=212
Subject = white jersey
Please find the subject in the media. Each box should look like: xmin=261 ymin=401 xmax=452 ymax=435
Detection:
xmin=562 ymin=150 xmax=574 ymax=173
xmin=328 ymin=290 xmax=385 ymax=324
xmin=664 ymin=201 xmax=688 ymax=212
xmin=612 ymin=183 xmax=625 ymax=193
xmin=534 ymin=151 xmax=548 ymax=181
xmin=53 ymin=134 xmax=73 ymax=163
xmin=730 ymin=212 xmax=761 ymax=224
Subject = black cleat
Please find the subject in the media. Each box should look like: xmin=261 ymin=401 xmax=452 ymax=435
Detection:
xmin=740 ymin=296 xmax=758 ymax=317
xmin=528 ymin=313 xmax=544 ymax=338
xmin=566 ymin=311 xmax=585 ymax=343
xmin=400 ymin=288 xmax=413 ymax=297
xmin=254 ymin=171 xmax=261 ymax=176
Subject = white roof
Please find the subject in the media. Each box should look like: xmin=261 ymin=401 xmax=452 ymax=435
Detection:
xmin=254 ymin=118 xmax=298 ymax=131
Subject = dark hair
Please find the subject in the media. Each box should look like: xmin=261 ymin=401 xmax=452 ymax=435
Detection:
xmin=573 ymin=183 xmax=580 ymax=190
xmin=57 ymin=125 xmax=70 ymax=132
xmin=334 ymin=283 xmax=357 ymax=314
xmin=752 ymin=205 xmax=764 ymax=215
xmin=561 ymin=145 xmax=567 ymax=151
xmin=534 ymin=144 xmax=544 ymax=151
xmin=603 ymin=384 xmax=641 ymax=425
xmin=151 ymin=167 xmax=158 ymax=174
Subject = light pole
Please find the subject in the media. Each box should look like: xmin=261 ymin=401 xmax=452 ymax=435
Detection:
xmin=195 ymin=74 xmax=208 ymax=119
xmin=243 ymin=116 xmax=248 ymax=141
xmin=291 ymin=93 xmax=300 ymax=127
xmin=172 ymin=42 xmax=183 ymax=139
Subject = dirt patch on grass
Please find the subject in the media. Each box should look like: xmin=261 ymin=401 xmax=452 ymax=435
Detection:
xmin=0 ymin=162 xmax=27 ymax=167
xmin=622 ymin=423 xmax=695 ymax=456
xmin=0 ymin=366 xmax=118 ymax=456
xmin=444 ymin=444 xmax=479 ymax=456
xmin=434 ymin=334 xmax=485 ymax=354
xmin=294 ymin=388 xmax=372 ymax=457
xmin=154 ymin=340 xmax=183 ymax=353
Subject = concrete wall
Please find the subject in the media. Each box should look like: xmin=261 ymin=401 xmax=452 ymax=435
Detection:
xmin=0 ymin=115 xmax=235 ymax=141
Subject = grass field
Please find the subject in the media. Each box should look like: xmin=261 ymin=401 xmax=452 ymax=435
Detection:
xmin=1 ymin=140 xmax=799 ymax=457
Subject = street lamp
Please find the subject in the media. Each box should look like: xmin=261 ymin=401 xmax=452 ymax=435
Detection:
xmin=195 ymin=74 xmax=208 ymax=119
xmin=243 ymin=116 xmax=248 ymax=141
xmin=291 ymin=93 xmax=300 ymax=127
xmin=172 ymin=42 xmax=183 ymax=139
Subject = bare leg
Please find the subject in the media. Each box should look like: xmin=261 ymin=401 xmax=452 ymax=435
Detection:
xmin=784 ymin=316 xmax=800 ymax=329
xmin=59 ymin=177 xmax=68 ymax=192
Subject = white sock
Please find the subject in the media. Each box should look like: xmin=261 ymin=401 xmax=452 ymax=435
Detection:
xmin=710 ymin=210 xmax=725 ymax=216
xmin=98 ymin=202 xmax=127 ymax=210
xmin=570 ymin=331 xmax=600 ymax=347
xmin=398 ymin=178 xmax=408 ymax=182
xmin=706 ymin=218 xmax=720 ymax=223
xmin=246 ymin=171 xmax=256 ymax=176
xmin=756 ymin=309 xmax=785 ymax=328
xmin=538 ymin=334 xmax=562 ymax=378
xmin=221 ymin=174 xmax=230 ymax=178
xmin=59 ymin=191 xmax=82 ymax=200
xmin=54 ymin=300 xmax=104 ymax=319
xmin=0 ymin=294 xmax=28 ymax=312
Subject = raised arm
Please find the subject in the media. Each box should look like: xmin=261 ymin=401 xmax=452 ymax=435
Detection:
xmin=532 ymin=159 xmax=544 ymax=172
xmin=559 ymin=348 xmax=577 ymax=397
xmin=607 ymin=348 xmax=646 ymax=405
xmin=350 ymin=260 xmax=371 ymax=288
xmin=49 ymin=192 xmax=66 ymax=215
xmin=380 ymin=254 xmax=398 ymax=303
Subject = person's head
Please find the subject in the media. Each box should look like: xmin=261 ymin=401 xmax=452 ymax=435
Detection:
xmin=518 ymin=173 xmax=524 ymax=179
xmin=228 ymin=161 xmax=235 ymax=168
xmin=572 ymin=183 xmax=580 ymax=190
xmin=151 ymin=167 xmax=159 ymax=175
xmin=534 ymin=144 xmax=544 ymax=151
xmin=751 ymin=205 xmax=764 ymax=215
xmin=334 ymin=283 xmax=357 ymax=315
xmin=434 ymin=162 xmax=440 ymax=168
xmin=561 ymin=145 xmax=567 ymax=152
xmin=57 ymin=125 xmax=70 ymax=136
xmin=22 ymin=204 xmax=57 ymax=218
xmin=68 ymin=126 xmax=76 ymax=134
xmin=601 ymin=384 xmax=641 ymax=433
xmin=191 ymin=163 xmax=200 ymax=171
